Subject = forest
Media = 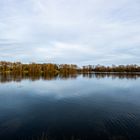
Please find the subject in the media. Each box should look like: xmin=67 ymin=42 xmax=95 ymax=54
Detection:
xmin=0 ymin=61 xmax=140 ymax=75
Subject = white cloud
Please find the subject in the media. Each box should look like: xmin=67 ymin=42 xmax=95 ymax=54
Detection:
xmin=0 ymin=0 xmax=140 ymax=65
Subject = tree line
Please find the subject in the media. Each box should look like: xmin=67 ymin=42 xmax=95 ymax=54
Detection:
xmin=0 ymin=61 xmax=140 ymax=74
xmin=0 ymin=61 xmax=78 ymax=75
xmin=82 ymin=64 xmax=140 ymax=73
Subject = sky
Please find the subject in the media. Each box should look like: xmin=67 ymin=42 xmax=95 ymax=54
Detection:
xmin=0 ymin=0 xmax=140 ymax=65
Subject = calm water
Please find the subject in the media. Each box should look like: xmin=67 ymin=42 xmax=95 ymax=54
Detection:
xmin=0 ymin=73 xmax=140 ymax=140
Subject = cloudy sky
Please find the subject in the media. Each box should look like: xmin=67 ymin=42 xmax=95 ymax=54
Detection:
xmin=0 ymin=0 xmax=140 ymax=65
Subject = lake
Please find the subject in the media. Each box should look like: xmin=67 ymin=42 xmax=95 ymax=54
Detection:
xmin=0 ymin=73 xmax=140 ymax=140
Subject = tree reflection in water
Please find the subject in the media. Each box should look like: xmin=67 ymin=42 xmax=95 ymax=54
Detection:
xmin=0 ymin=72 xmax=140 ymax=83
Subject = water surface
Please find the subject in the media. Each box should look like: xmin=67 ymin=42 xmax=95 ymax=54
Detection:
xmin=0 ymin=73 xmax=140 ymax=140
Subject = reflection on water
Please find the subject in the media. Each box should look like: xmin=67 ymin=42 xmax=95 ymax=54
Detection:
xmin=0 ymin=72 xmax=140 ymax=83
xmin=0 ymin=73 xmax=140 ymax=140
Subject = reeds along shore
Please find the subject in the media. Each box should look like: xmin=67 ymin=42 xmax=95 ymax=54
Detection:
xmin=0 ymin=61 xmax=140 ymax=74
